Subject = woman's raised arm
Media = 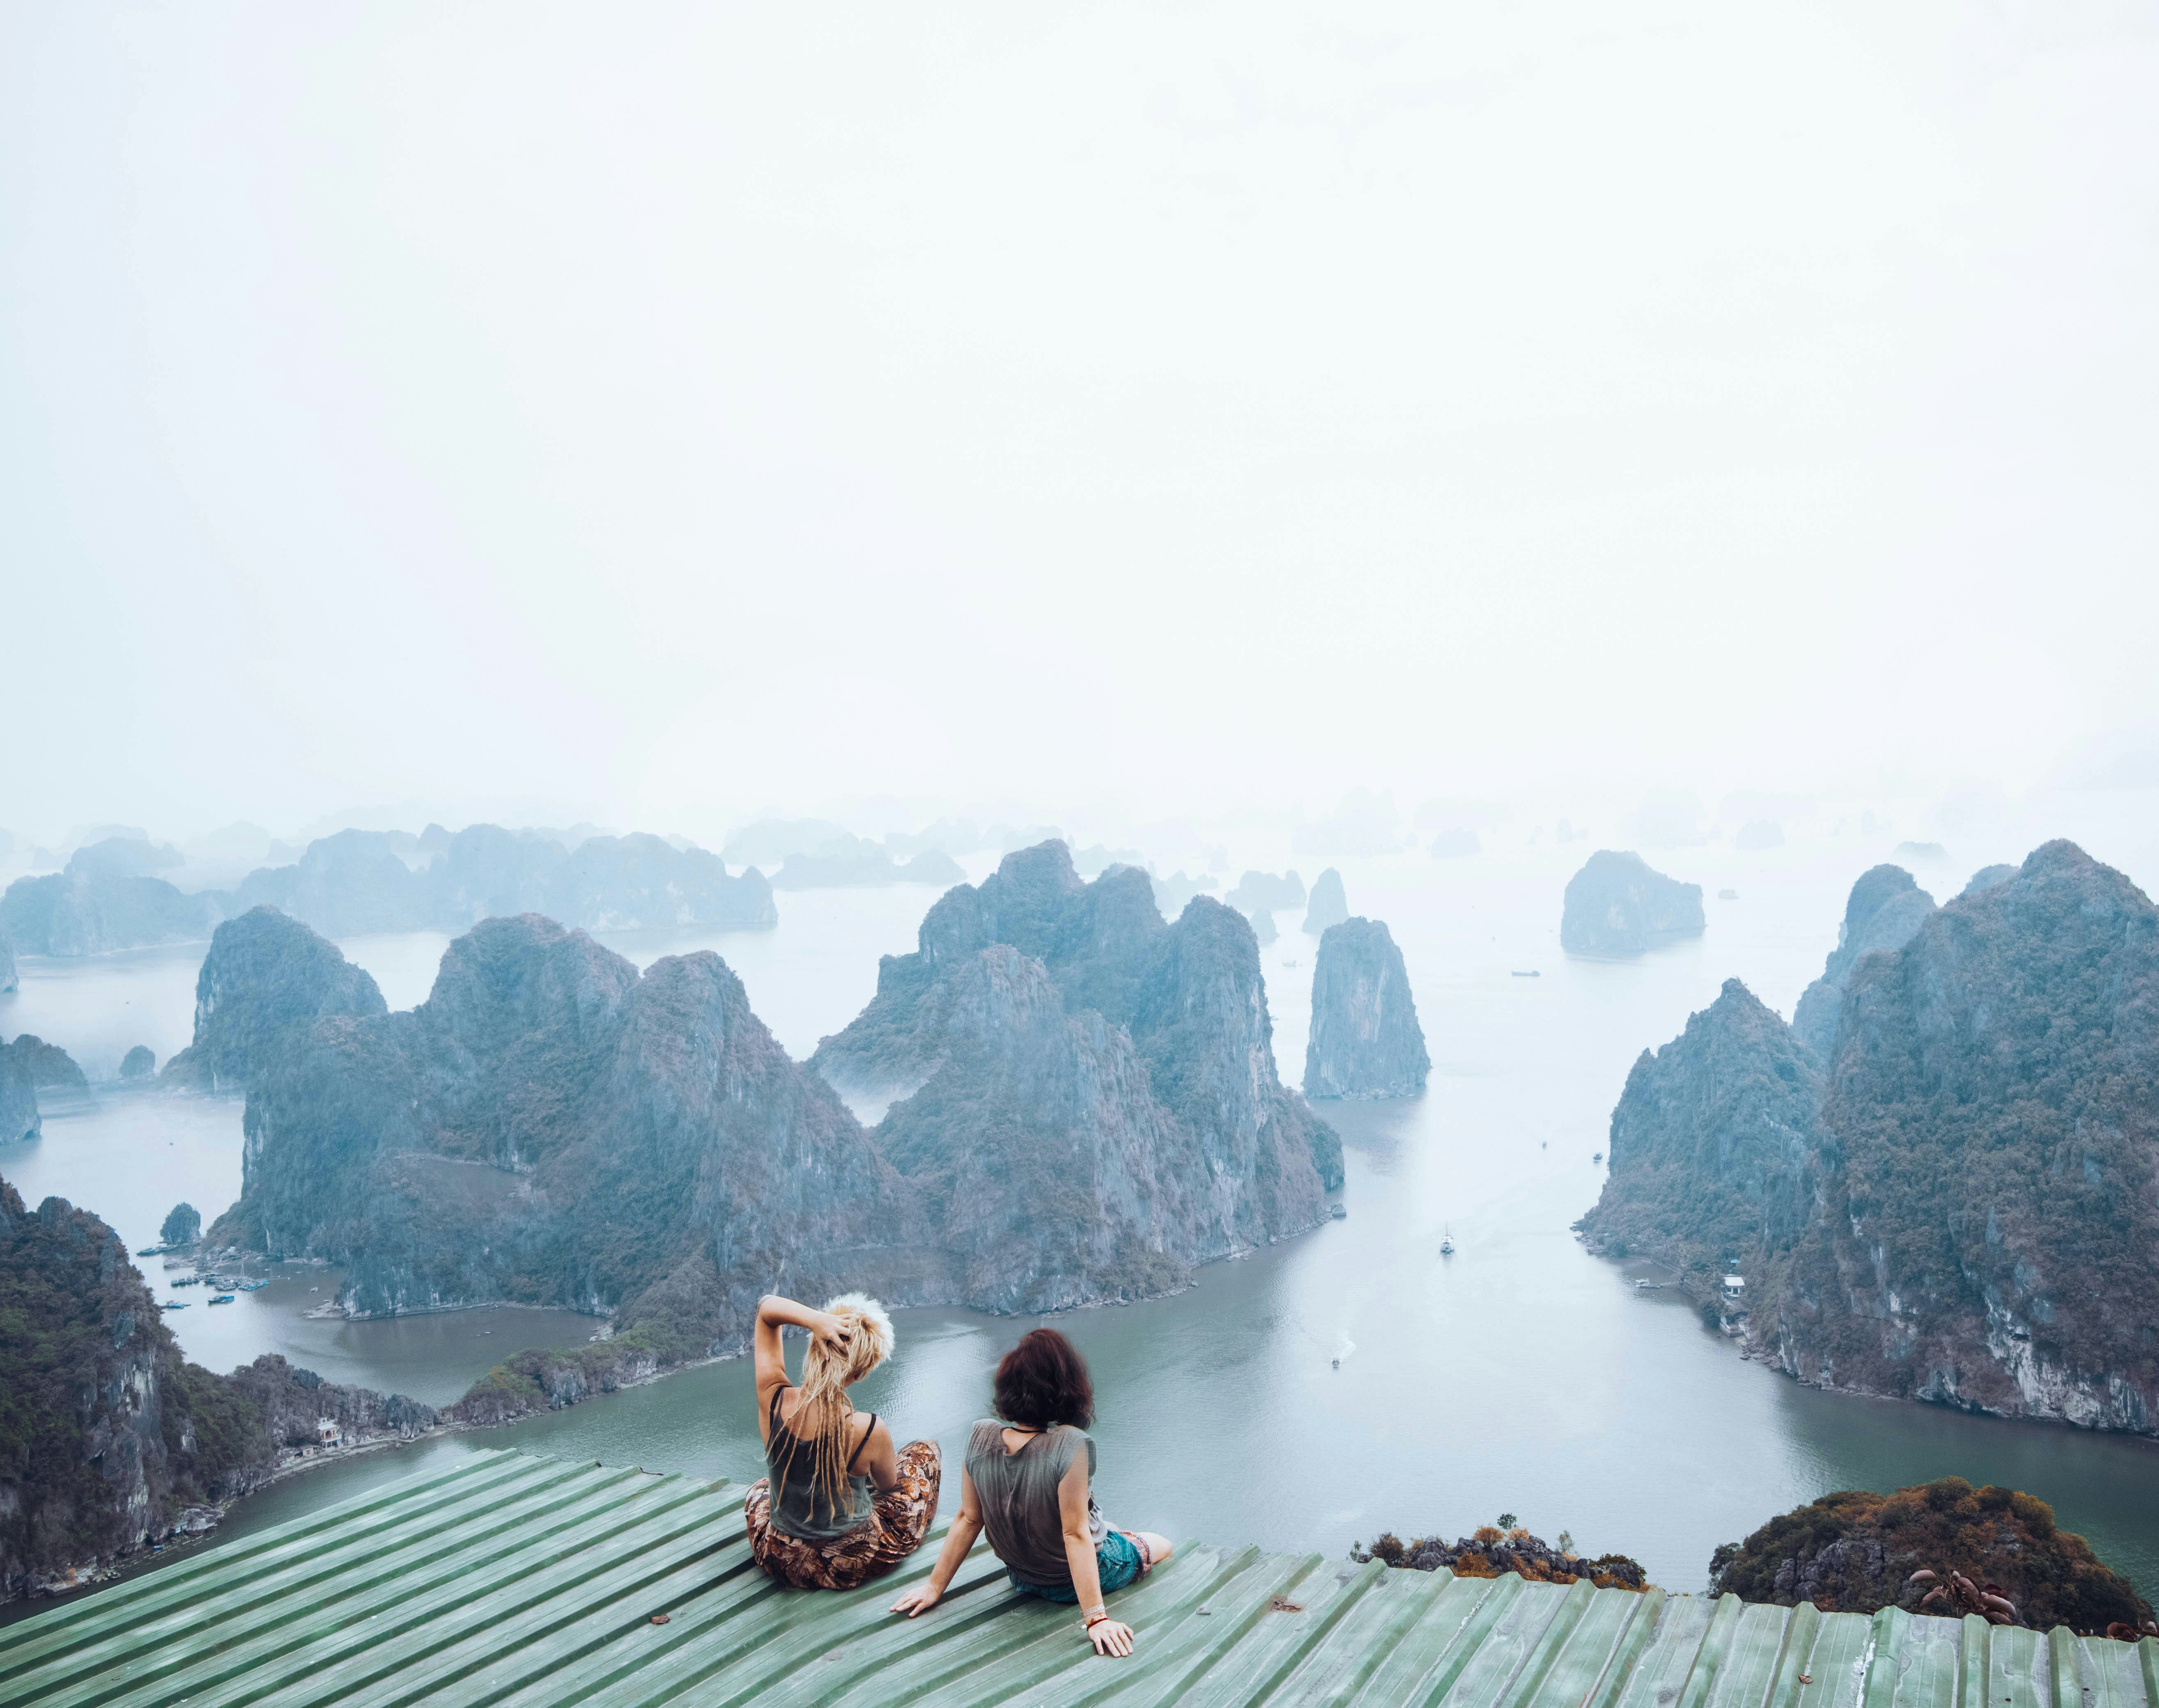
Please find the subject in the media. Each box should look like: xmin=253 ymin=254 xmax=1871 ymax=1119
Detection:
xmin=752 ymin=1295 xmax=844 ymax=1426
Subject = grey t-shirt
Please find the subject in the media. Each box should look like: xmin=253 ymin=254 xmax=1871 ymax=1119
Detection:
xmin=965 ymin=1420 xmax=1108 ymax=1591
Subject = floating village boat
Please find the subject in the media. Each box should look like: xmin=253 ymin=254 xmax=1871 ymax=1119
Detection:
xmin=208 ymin=1294 xmax=235 ymax=1305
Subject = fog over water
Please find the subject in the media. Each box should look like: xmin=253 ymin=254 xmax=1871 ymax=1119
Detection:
xmin=5 ymin=2 xmax=2159 ymax=838
xmin=8 ymin=825 xmax=2158 ymax=1598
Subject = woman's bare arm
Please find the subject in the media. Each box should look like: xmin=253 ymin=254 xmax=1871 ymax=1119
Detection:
xmin=1058 ymin=1450 xmax=1132 ymax=1657
xmin=862 ymin=1417 xmax=901 ymax=1492
xmin=891 ymin=1464 xmax=983 ymax=1616
xmin=752 ymin=1295 xmax=841 ymax=1441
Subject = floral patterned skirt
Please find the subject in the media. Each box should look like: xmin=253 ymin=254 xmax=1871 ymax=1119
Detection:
xmin=743 ymin=1439 xmax=941 ymax=1590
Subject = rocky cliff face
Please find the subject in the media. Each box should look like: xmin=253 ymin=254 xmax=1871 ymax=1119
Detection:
xmin=1302 ymin=869 xmax=1349 ymax=935
xmin=1789 ymin=865 xmax=1935 ymax=1061
xmin=0 ymin=931 xmax=16 ymax=993
xmin=1560 ymin=852 xmax=1705 ymax=955
xmin=1763 ymin=841 xmax=2159 ymax=1431
xmin=1 ymin=1047 xmax=37 ymax=1143
xmin=0 ymin=1176 xmax=437 ymax=1602
xmin=208 ymin=852 xmax=1342 ymax=1332
xmin=162 ymin=907 xmax=388 ymax=1092
xmin=212 ymin=914 xmax=908 ymax=1336
xmin=1303 ymin=918 xmax=1430 ymax=1099
xmin=1580 ymin=841 xmax=2159 ymax=1437
xmin=1574 ymin=978 xmax=1820 ymax=1287
xmin=814 ymin=843 xmax=1342 ymax=1305
xmin=0 ymin=840 xmax=223 ymax=955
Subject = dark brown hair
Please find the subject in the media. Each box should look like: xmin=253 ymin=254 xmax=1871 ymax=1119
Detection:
xmin=993 ymin=1328 xmax=1095 ymax=1430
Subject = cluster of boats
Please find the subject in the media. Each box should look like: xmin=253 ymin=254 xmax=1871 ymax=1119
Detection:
xmin=164 ymin=1270 xmax=265 ymax=1308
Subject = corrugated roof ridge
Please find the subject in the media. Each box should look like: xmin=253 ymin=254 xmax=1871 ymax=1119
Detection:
xmin=100 ymin=1464 xmax=725 ymax=1708
xmin=5 ymin=1452 xmax=2159 ymax=1708
xmin=14 ymin=1456 xmax=624 ymax=1708
xmin=595 ymin=1530 xmax=1084 ymax=1708
xmin=0 ymin=1448 xmax=526 ymax=1669
xmin=0 ymin=1450 xmax=555 ymax=1704
xmin=1060 ymin=1547 xmax=1324 ymax=1708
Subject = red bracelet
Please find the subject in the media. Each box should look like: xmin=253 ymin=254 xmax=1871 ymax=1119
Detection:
xmin=1084 ymin=1609 xmax=1111 ymax=1628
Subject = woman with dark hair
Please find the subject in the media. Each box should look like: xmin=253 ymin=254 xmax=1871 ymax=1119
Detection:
xmin=890 ymin=1327 xmax=1171 ymax=1656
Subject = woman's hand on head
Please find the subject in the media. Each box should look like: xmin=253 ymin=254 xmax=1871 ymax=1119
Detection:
xmin=1087 ymin=1616 xmax=1135 ymax=1657
xmin=810 ymin=1311 xmax=848 ymax=1356
xmin=890 ymin=1581 xmax=942 ymax=1618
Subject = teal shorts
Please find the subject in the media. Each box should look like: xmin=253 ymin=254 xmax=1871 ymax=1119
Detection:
xmin=1010 ymin=1530 xmax=1149 ymax=1602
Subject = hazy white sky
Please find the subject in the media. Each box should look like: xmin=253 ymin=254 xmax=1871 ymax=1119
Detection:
xmin=5 ymin=1 xmax=2156 ymax=839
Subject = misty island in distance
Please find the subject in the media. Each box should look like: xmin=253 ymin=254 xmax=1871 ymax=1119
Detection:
xmin=0 ymin=826 xmax=776 ymax=955
xmin=1560 ymin=849 xmax=1706 ymax=956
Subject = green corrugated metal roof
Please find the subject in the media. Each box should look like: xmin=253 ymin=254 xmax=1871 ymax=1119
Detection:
xmin=5 ymin=1449 xmax=2156 ymax=1708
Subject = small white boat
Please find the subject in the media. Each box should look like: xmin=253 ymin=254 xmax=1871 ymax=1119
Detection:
xmin=1439 ymin=1225 xmax=1455 ymax=1257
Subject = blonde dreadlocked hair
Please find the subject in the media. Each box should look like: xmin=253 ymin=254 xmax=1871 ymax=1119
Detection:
xmin=775 ymin=1292 xmax=895 ymax=1513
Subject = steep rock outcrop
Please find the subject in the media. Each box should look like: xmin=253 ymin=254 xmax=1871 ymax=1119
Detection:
xmin=1303 ymin=919 xmax=1430 ymax=1099
xmin=1762 ymin=842 xmax=2159 ymax=1431
xmin=119 ymin=1047 xmax=156 ymax=1080
xmin=162 ymin=908 xmax=388 ymax=1093
xmin=814 ymin=844 xmax=1342 ymax=1299
xmin=1790 ymin=865 xmax=1936 ymax=1061
xmin=212 ymin=914 xmax=908 ymax=1335
xmin=1574 ymin=978 xmax=1821 ymax=1290
xmin=0 ymin=841 xmax=222 ymax=955
xmin=1560 ymin=851 xmax=1705 ymax=956
xmin=0 ymin=1177 xmax=436 ymax=1602
xmin=1582 ymin=842 xmax=2159 ymax=1438
xmin=1 ymin=1047 xmax=37 ymax=1143
xmin=1962 ymin=863 xmax=2017 ymax=897
xmin=0 ymin=931 xmax=16 ymax=993
xmin=161 ymin=1202 xmax=201 ymax=1245
xmin=1302 ymin=869 xmax=1349 ymax=935
xmin=5 ymin=1035 xmax=86 ymax=1092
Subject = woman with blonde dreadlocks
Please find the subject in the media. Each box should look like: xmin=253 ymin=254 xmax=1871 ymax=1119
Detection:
xmin=744 ymin=1292 xmax=941 ymax=1590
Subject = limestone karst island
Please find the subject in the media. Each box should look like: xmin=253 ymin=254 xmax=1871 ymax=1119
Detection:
xmin=5 ymin=7 xmax=2157 ymax=1704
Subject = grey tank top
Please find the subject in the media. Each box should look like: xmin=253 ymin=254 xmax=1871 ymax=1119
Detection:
xmin=766 ymin=1387 xmax=876 ymax=1541
xmin=965 ymin=1420 xmax=1108 ymax=1590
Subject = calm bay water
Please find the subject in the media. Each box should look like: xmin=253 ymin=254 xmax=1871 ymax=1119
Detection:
xmin=5 ymin=828 xmax=2159 ymax=1601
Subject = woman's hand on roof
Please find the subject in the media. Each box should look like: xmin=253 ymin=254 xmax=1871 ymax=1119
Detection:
xmin=890 ymin=1581 xmax=943 ymax=1618
xmin=1087 ymin=1616 xmax=1135 ymax=1657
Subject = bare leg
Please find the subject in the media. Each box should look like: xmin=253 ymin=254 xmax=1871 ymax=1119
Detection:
xmin=1135 ymin=1531 xmax=1174 ymax=1566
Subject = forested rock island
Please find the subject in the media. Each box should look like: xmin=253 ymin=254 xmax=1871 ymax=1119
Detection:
xmin=1579 ymin=840 xmax=2159 ymax=1435
xmin=198 ymin=842 xmax=1339 ymax=1347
